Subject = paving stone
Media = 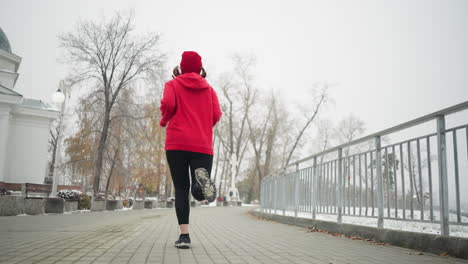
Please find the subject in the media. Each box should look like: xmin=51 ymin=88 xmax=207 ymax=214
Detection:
xmin=0 ymin=207 xmax=467 ymax=263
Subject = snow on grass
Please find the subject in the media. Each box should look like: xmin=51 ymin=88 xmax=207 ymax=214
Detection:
xmin=74 ymin=209 xmax=91 ymax=213
xmin=200 ymin=201 xmax=217 ymax=207
xmin=115 ymin=207 xmax=133 ymax=211
xmin=257 ymin=207 xmax=468 ymax=238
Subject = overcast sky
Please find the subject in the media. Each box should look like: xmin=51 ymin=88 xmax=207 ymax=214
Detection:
xmin=1 ymin=0 xmax=467 ymax=134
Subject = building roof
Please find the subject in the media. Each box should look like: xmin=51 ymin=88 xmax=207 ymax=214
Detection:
xmin=20 ymin=98 xmax=56 ymax=111
xmin=0 ymin=84 xmax=22 ymax=96
xmin=0 ymin=27 xmax=12 ymax=53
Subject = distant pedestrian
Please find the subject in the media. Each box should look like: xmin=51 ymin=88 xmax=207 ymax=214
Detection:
xmin=160 ymin=51 xmax=222 ymax=249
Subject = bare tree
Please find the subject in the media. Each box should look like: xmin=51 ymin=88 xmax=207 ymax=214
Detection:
xmin=59 ymin=12 xmax=163 ymax=196
xmin=404 ymin=142 xmax=436 ymax=207
xmin=47 ymin=119 xmax=60 ymax=183
xmin=335 ymin=114 xmax=366 ymax=157
xmin=243 ymin=94 xmax=273 ymax=202
xmin=311 ymin=118 xmax=335 ymax=164
xmin=246 ymin=90 xmax=280 ymax=183
xmin=214 ymin=54 xmax=257 ymax=198
xmin=284 ymin=83 xmax=329 ymax=166
xmin=213 ymin=58 xmax=332 ymax=202
xmin=333 ymin=114 xmax=367 ymax=200
xmin=64 ymin=94 xmax=101 ymax=191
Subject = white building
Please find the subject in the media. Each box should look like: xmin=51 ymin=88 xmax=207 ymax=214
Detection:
xmin=0 ymin=27 xmax=59 ymax=184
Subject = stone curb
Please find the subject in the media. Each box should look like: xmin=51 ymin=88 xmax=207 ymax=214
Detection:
xmin=249 ymin=210 xmax=468 ymax=260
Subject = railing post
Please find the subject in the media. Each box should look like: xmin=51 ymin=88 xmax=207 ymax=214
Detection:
xmin=267 ymin=178 xmax=271 ymax=215
xmin=437 ymin=116 xmax=450 ymax=236
xmin=375 ymin=136 xmax=384 ymax=229
xmin=263 ymin=178 xmax=266 ymax=213
xmin=337 ymin=148 xmax=343 ymax=224
xmin=312 ymin=157 xmax=317 ymax=219
xmin=282 ymin=169 xmax=286 ymax=216
xmin=264 ymin=178 xmax=266 ymax=214
xmin=262 ymin=178 xmax=267 ymax=213
xmin=294 ymin=163 xmax=299 ymax=218
xmin=260 ymin=179 xmax=263 ymax=212
xmin=262 ymin=179 xmax=265 ymax=213
xmin=270 ymin=177 xmax=273 ymax=214
xmin=263 ymin=178 xmax=269 ymax=214
xmin=273 ymin=175 xmax=276 ymax=214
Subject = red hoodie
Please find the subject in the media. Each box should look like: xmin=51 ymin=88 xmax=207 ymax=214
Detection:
xmin=159 ymin=72 xmax=222 ymax=155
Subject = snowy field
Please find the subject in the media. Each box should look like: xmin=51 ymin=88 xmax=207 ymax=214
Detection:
xmin=257 ymin=207 xmax=468 ymax=238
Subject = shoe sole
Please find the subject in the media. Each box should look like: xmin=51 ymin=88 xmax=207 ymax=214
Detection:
xmin=174 ymin=242 xmax=190 ymax=249
xmin=194 ymin=168 xmax=216 ymax=203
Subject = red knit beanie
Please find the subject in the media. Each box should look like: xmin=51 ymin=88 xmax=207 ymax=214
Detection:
xmin=180 ymin=51 xmax=202 ymax=74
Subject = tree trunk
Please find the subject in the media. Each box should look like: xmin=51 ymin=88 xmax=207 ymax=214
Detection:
xmin=213 ymin=136 xmax=220 ymax=184
xmin=263 ymin=117 xmax=278 ymax=178
xmin=105 ymin=146 xmax=119 ymax=198
xmin=93 ymin=110 xmax=110 ymax=196
xmin=218 ymin=156 xmax=226 ymax=198
xmin=285 ymin=90 xmax=327 ymax=166
xmin=411 ymin=163 xmax=421 ymax=206
xmin=48 ymin=124 xmax=60 ymax=176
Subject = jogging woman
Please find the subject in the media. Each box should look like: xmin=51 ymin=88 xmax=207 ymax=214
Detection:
xmin=159 ymin=51 xmax=222 ymax=249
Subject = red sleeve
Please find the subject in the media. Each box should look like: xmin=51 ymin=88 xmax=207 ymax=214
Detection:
xmin=211 ymin=88 xmax=222 ymax=126
xmin=159 ymin=82 xmax=177 ymax=127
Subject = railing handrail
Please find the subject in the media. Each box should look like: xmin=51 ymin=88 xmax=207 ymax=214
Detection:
xmin=261 ymin=100 xmax=468 ymax=237
xmin=266 ymin=100 xmax=468 ymax=179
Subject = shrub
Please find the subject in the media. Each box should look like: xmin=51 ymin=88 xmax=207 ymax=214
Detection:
xmin=57 ymin=189 xmax=81 ymax=200
xmin=94 ymin=192 xmax=115 ymax=201
xmin=0 ymin=187 xmax=9 ymax=196
xmin=78 ymin=193 xmax=91 ymax=210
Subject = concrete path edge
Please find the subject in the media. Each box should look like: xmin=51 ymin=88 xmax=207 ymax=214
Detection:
xmin=249 ymin=209 xmax=468 ymax=260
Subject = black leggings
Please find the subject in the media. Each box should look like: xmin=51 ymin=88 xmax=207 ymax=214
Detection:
xmin=166 ymin=150 xmax=213 ymax=225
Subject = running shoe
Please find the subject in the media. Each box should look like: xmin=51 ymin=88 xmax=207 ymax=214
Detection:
xmin=174 ymin=234 xmax=191 ymax=249
xmin=194 ymin=168 xmax=217 ymax=203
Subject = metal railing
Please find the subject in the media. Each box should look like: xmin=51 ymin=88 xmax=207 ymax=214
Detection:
xmin=260 ymin=101 xmax=468 ymax=237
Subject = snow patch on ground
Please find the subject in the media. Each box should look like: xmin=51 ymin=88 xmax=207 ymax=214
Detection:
xmin=257 ymin=208 xmax=468 ymax=238
xmin=200 ymin=201 xmax=217 ymax=207
xmin=115 ymin=207 xmax=133 ymax=211
xmin=72 ymin=209 xmax=91 ymax=213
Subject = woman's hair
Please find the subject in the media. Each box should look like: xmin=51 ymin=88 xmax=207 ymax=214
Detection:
xmin=172 ymin=66 xmax=207 ymax=78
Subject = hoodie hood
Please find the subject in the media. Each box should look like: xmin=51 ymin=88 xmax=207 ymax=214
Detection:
xmin=175 ymin=72 xmax=210 ymax=90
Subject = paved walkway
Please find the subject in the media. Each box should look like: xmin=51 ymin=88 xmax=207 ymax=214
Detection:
xmin=0 ymin=206 xmax=466 ymax=264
